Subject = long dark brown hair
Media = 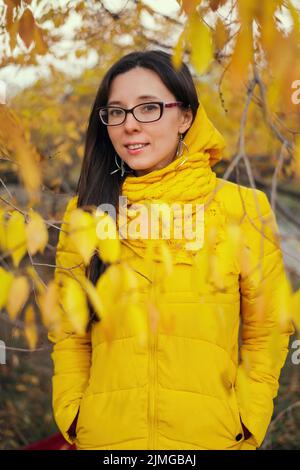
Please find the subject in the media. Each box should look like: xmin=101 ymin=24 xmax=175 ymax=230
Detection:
xmin=76 ymin=50 xmax=199 ymax=330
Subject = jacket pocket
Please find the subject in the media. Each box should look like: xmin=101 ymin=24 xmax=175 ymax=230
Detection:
xmin=74 ymin=390 xmax=90 ymax=440
xmin=230 ymin=386 xmax=253 ymax=441
xmin=74 ymin=406 xmax=81 ymax=438
xmin=226 ymin=386 xmax=244 ymax=438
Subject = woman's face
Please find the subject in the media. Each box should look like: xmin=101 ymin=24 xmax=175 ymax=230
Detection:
xmin=106 ymin=67 xmax=193 ymax=177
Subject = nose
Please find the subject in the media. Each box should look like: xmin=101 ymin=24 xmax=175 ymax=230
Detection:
xmin=123 ymin=110 xmax=141 ymax=132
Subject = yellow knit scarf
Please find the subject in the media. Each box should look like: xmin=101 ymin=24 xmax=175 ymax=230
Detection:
xmin=118 ymin=152 xmax=217 ymax=264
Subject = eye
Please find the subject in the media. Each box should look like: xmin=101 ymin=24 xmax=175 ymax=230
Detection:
xmin=109 ymin=108 xmax=123 ymax=116
xmin=140 ymin=103 xmax=159 ymax=113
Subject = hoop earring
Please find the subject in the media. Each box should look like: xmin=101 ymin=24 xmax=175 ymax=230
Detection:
xmin=110 ymin=154 xmax=133 ymax=177
xmin=175 ymin=133 xmax=189 ymax=168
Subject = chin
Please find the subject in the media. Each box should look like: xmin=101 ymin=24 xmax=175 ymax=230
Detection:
xmin=125 ymin=159 xmax=158 ymax=171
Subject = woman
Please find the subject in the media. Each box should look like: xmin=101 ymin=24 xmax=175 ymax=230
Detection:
xmin=48 ymin=50 xmax=295 ymax=450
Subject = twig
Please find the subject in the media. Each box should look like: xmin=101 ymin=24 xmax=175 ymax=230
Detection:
xmin=206 ymin=75 xmax=258 ymax=208
xmin=268 ymin=400 xmax=300 ymax=432
xmin=0 ymin=177 xmax=13 ymax=199
xmin=271 ymin=142 xmax=289 ymax=212
xmin=3 ymin=345 xmax=52 ymax=352
xmin=0 ymin=195 xmax=67 ymax=232
xmin=253 ymin=67 xmax=293 ymax=152
xmin=276 ymin=200 xmax=300 ymax=230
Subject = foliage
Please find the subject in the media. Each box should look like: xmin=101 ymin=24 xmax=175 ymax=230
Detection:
xmin=0 ymin=0 xmax=300 ymax=449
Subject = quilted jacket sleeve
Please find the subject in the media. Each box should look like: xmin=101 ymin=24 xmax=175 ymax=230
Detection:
xmin=48 ymin=195 xmax=92 ymax=445
xmin=235 ymin=188 xmax=295 ymax=449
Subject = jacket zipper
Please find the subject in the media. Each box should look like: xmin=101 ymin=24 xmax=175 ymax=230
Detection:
xmin=148 ymin=263 xmax=158 ymax=449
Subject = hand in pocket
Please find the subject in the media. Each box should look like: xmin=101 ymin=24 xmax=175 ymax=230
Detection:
xmin=240 ymin=418 xmax=252 ymax=440
xmin=68 ymin=409 xmax=80 ymax=438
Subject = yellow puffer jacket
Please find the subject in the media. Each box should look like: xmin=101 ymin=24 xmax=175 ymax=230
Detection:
xmin=48 ymin=103 xmax=295 ymax=450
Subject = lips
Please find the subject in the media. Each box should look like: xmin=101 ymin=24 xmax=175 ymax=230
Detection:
xmin=124 ymin=143 xmax=150 ymax=155
xmin=125 ymin=142 xmax=149 ymax=148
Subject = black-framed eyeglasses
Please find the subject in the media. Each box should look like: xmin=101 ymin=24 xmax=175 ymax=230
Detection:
xmin=97 ymin=101 xmax=185 ymax=126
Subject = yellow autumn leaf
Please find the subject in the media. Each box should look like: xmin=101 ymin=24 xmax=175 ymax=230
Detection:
xmin=172 ymin=30 xmax=185 ymax=70
xmin=95 ymin=209 xmax=121 ymax=263
xmin=230 ymin=24 xmax=253 ymax=86
xmin=209 ymin=0 xmax=227 ymax=12
xmin=121 ymin=263 xmax=144 ymax=307
xmin=62 ymin=277 xmax=89 ymax=335
xmin=214 ymin=17 xmax=229 ymax=51
xmin=0 ymin=267 xmax=14 ymax=309
xmin=24 ymin=304 xmax=38 ymax=350
xmin=121 ymin=263 xmax=138 ymax=295
xmin=180 ymin=0 xmax=199 ymax=14
xmin=81 ymin=276 xmax=104 ymax=320
xmin=187 ymin=12 xmax=213 ymax=74
xmin=256 ymin=0 xmax=277 ymax=53
xmin=26 ymin=265 xmax=46 ymax=295
xmin=69 ymin=208 xmax=98 ymax=265
xmin=6 ymin=210 xmax=27 ymax=267
xmin=128 ymin=302 xmax=148 ymax=348
xmin=18 ymin=8 xmax=35 ymax=49
xmin=34 ymin=25 xmax=48 ymax=55
xmin=26 ymin=208 xmax=49 ymax=255
xmin=38 ymin=281 xmax=61 ymax=333
xmin=7 ymin=18 xmax=19 ymax=52
xmin=5 ymin=0 xmax=13 ymax=27
xmin=96 ymin=264 xmax=123 ymax=316
xmin=0 ymin=105 xmax=42 ymax=201
xmin=6 ymin=275 xmax=30 ymax=320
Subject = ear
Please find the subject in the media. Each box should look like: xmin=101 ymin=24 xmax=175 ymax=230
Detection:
xmin=178 ymin=107 xmax=193 ymax=134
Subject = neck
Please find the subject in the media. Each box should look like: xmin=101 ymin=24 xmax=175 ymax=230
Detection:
xmin=133 ymin=154 xmax=178 ymax=178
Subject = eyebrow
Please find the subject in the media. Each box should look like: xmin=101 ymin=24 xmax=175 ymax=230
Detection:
xmin=107 ymin=95 xmax=160 ymax=105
